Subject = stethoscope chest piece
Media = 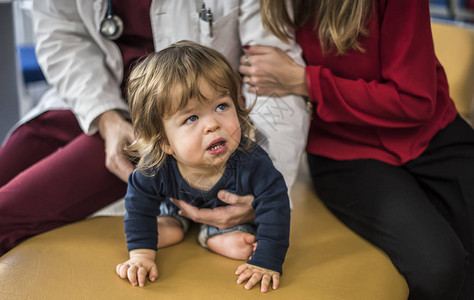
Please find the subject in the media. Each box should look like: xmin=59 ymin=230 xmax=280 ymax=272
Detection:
xmin=100 ymin=14 xmax=123 ymax=40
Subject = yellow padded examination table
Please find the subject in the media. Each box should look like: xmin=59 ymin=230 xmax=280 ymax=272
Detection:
xmin=1 ymin=20 xmax=472 ymax=299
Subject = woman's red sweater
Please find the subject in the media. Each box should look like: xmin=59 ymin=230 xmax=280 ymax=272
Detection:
xmin=297 ymin=0 xmax=458 ymax=165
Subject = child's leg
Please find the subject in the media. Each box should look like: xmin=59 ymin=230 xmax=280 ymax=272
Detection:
xmin=206 ymin=230 xmax=256 ymax=260
xmin=156 ymin=200 xmax=189 ymax=248
xmin=157 ymin=216 xmax=184 ymax=248
xmin=199 ymin=224 xmax=257 ymax=260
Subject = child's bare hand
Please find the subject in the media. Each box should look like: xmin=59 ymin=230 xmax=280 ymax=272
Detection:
xmin=116 ymin=249 xmax=158 ymax=287
xmin=235 ymin=263 xmax=280 ymax=292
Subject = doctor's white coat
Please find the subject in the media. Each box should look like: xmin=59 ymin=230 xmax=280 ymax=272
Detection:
xmin=24 ymin=0 xmax=310 ymax=197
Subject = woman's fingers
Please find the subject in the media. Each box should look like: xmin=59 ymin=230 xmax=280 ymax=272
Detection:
xmin=217 ymin=190 xmax=253 ymax=206
xmin=171 ymin=193 xmax=254 ymax=229
xmin=242 ymin=45 xmax=277 ymax=55
xmin=170 ymin=198 xmax=212 ymax=223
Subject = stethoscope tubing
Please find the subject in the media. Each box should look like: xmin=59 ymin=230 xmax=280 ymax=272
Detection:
xmin=100 ymin=0 xmax=123 ymax=40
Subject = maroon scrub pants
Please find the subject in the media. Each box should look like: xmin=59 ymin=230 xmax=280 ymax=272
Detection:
xmin=0 ymin=110 xmax=127 ymax=255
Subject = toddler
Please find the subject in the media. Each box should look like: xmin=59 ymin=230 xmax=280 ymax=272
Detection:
xmin=115 ymin=41 xmax=290 ymax=293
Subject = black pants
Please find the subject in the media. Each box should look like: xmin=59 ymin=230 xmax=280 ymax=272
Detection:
xmin=308 ymin=116 xmax=474 ymax=300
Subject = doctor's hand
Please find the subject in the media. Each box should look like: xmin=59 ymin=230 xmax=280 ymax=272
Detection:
xmin=239 ymin=45 xmax=308 ymax=97
xmin=96 ymin=110 xmax=135 ymax=182
xmin=170 ymin=191 xmax=255 ymax=229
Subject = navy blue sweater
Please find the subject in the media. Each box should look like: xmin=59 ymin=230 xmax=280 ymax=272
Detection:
xmin=124 ymin=144 xmax=290 ymax=274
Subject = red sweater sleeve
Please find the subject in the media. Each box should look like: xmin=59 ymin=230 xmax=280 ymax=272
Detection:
xmin=305 ymin=0 xmax=438 ymax=129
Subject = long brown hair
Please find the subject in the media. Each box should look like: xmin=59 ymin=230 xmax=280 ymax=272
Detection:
xmin=260 ymin=0 xmax=373 ymax=55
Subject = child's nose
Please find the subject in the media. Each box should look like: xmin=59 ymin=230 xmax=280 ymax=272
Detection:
xmin=204 ymin=117 xmax=220 ymax=133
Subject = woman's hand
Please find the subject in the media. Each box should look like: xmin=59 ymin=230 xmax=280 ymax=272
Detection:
xmin=239 ymin=45 xmax=308 ymax=97
xmin=116 ymin=249 xmax=158 ymax=287
xmin=96 ymin=110 xmax=135 ymax=182
xmin=170 ymin=190 xmax=255 ymax=229
xmin=235 ymin=263 xmax=280 ymax=293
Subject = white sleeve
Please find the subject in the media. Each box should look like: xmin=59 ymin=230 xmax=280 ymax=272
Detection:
xmin=32 ymin=0 xmax=128 ymax=134
xmin=238 ymin=0 xmax=310 ymax=199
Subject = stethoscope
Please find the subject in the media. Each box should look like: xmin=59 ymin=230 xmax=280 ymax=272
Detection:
xmin=100 ymin=0 xmax=124 ymax=40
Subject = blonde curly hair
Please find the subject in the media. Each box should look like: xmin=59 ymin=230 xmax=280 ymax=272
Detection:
xmin=126 ymin=41 xmax=254 ymax=174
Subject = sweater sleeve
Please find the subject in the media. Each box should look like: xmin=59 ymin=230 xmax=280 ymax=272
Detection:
xmin=124 ymin=171 xmax=162 ymax=252
xmin=246 ymin=154 xmax=291 ymax=274
xmin=306 ymin=0 xmax=438 ymax=129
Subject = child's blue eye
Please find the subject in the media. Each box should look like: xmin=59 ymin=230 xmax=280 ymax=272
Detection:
xmin=216 ymin=103 xmax=228 ymax=112
xmin=184 ymin=115 xmax=198 ymax=124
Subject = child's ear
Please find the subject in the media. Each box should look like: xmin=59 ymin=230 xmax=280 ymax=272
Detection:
xmin=161 ymin=140 xmax=174 ymax=155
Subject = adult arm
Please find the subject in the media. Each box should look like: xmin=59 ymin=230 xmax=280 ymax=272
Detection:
xmin=239 ymin=45 xmax=307 ymax=97
xmin=303 ymin=0 xmax=439 ymax=128
xmin=32 ymin=0 xmax=129 ymax=134
xmin=171 ymin=190 xmax=255 ymax=229
xmin=33 ymin=0 xmax=134 ymax=181
xmin=241 ymin=0 xmax=440 ymax=129
xmin=238 ymin=0 xmax=306 ymax=99
xmin=95 ymin=110 xmax=135 ymax=182
xmin=238 ymin=0 xmax=310 ymax=200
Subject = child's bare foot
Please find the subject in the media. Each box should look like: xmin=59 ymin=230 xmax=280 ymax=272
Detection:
xmin=157 ymin=216 xmax=184 ymax=248
xmin=207 ymin=231 xmax=256 ymax=260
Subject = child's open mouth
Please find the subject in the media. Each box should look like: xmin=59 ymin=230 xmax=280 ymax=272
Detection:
xmin=207 ymin=139 xmax=227 ymax=155
xmin=207 ymin=141 xmax=226 ymax=151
